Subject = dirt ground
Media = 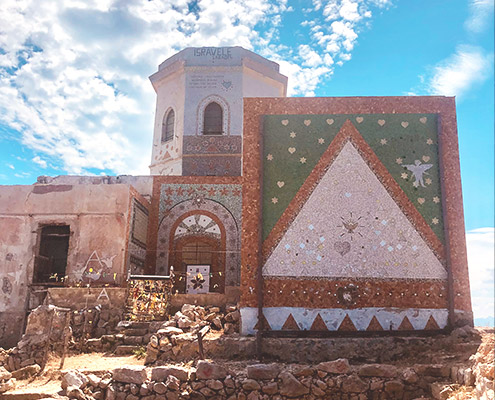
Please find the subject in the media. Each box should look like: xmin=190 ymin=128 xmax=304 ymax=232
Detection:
xmin=3 ymin=328 xmax=494 ymax=399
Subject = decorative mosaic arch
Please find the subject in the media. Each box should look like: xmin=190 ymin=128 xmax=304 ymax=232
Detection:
xmin=196 ymin=94 xmax=230 ymax=136
xmin=157 ymin=198 xmax=240 ymax=287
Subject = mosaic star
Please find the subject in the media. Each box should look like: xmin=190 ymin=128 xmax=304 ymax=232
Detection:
xmin=318 ymin=138 xmax=325 ymax=144
xmin=426 ymin=138 xmax=434 ymax=145
xmin=433 ymin=196 xmax=440 ymax=203
xmin=300 ymin=157 xmax=307 ymax=164
xmin=425 ymin=178 xmax=432 ymax=185
xmin=271 ymin=197 xmax=278 ymax=204
xmin=267 ymin=154 xmax=273 ymax=161
xmin=432 ymin=217 xmax=439 ymax=225
xmin=396 ymin=158 xmax=403 ymax=164
xmin=401 ymin=173 xmax=408 ymax=179
xmin=380 ymin=138 xmax=387 ymax=145
xmin=290 ymin=132 xmax=296 ymax=138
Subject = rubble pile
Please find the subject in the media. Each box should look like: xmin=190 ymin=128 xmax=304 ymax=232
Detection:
xmin=3 ymin=305 xmax=68 ymax=372
xmin=56 ymin=359 xmax=478 ymax=400
xmin=0 ymin=366 xmax=15 ymax=394
xmin=145 ymin=304 xmax=240 ymax=364
xmin=71 ymin=305 xmax=123 ymax=340
xmin=471 ymin=327 xmax=494 ymax=399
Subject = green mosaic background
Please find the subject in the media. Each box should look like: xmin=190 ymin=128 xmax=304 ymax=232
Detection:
xmin=262 ymin=114 xmax=444 ymax=243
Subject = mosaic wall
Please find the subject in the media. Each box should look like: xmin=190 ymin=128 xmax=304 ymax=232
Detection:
xmin=156 ymin=183 xmax=242 ymax=288
xmin=182 ymin=136 xmax=242 ymax=176
xmin=240 ymin=97 xmax=473 ymax=334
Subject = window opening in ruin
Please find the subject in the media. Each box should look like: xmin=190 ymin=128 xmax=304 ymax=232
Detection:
xmin=203 ymin=102 xmax=223 ymax=135
xmin=162 ymin=109 xmax=175 ymax=142
xmin=33 ymin=225 xmax=70 ymax=284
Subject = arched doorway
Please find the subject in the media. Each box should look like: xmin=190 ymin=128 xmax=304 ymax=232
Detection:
xmin=169 ymin=212 xmax=226 ymax=294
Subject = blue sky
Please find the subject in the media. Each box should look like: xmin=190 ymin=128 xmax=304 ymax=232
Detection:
xmin=0 ymin=0 xmax=493 ymax=324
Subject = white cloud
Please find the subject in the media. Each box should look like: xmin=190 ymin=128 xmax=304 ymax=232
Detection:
xmin=466 ymin=228 xmax=495 ymax=322
xmin=465 ymin=0 xmax=494 ymax=34
xmin=0 ymin=0 xmax=389 ymax=175
xmin=32 ymin=156 xmax=47 ymax=169
xmin=427 ymin=45 xmax=493 ymax=98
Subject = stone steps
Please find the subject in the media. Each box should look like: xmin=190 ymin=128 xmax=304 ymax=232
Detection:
xmin=114 ymin=345 xmax=140 ymax=356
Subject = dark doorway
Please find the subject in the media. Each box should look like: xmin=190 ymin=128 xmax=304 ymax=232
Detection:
xmin=33 ymin=225 xmax=70 ymax=284
xmin=172 ymin=236 xmax=225 ymax=294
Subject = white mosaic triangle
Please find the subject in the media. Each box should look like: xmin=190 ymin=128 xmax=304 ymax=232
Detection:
xmin=263 ymin=142 xmax=447 ymax=279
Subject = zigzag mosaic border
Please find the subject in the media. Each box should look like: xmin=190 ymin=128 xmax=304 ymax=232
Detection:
xmin=240 ymin=307 xmax=448 ymax=335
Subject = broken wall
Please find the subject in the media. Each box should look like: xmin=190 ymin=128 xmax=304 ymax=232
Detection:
xmin=0 ymin=183 xmax=144 ymax=347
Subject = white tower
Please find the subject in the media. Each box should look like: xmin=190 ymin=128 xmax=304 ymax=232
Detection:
xmin=149 ymin=47 xmax=288 ymax=176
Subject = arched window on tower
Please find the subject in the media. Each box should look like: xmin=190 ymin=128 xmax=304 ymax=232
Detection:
xmin=203 ymin=102 xmax=223 ymax=135
xmin=161 ymin=109 xmax=175 ymax=142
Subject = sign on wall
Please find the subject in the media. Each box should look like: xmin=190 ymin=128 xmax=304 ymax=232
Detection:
xmin=186 ymin=265 xmax=210 ymax=294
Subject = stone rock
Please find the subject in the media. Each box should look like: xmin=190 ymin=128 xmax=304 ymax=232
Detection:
xmin=0 ymin=379 xmax=15 ymax=394
xmin=206 ymin=379 xmax=224 ymax=390
xmin=358 ymin=364 xmax=398 ymax=378
xmin=87 ymin=373 xmax=100 ymax=388
xmin=211 ymin=318 xmax=223 ymax=330
xmin=247 ymin=391 xmax=260 ymax=400
xmin=62 ymin=370 xmax=88 ymax=391
xmin=157 ymin=327 xmax=184 ymax=336
xmin=317 ymin=358 xmax=351 ymax=375
xmin=151 ymin=366 xmax=189 ymax=382
xmin=224 ymin=323 xmax=235 ymax=334
xmin=243 ymin=379 xmax=261 ymax=391
xmin=262 ymin=382 xmax=278 ymax=395
xmin=384 ymin=380 xmax=404 ymax=394
xmin=11 ymin=364 xmax=41 ymax=380
xmin=66 ymin=386 xmax=86 ymax=400
xmin=153 ymin=382 xmax=167 ymax=394
xmin=177 ymin=315 xmax=194 ymax=329
xmin=293 ymin=367 xmax=314 ymax=377
xmin=247 ymin=364 xmax=280 ymax=380
xmin=196 ymin=360 xmax=228 ymax=380
xmin=312 ymin=384 xmax=325 ymax=397
xmin=414 ymin=364 xmax=450 ymax=377
xmin=279 ymin=371 xmax=309 ymax=397
xmin=402 ymin=368 xmax=419 ymax=384
xmin=166 ymin=392 xmax=179 ymax=400
xmin=225 ymin=311 xmax=240 ymax=322
xmin=341 ymin=374 xmax=368 ymax=393
xmin=166 ymin=375 xmax=180 ymax=391
xmin=112 ymin=366 xmax=149 ymax=384
xmin=430 ymin=382 xmax=454 ymax=400
xmin=0 ymin=366 xmax=12 ymax=381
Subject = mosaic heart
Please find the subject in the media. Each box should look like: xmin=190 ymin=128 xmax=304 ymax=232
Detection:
xmin=420 ymin=117 xmax=427 ymax=124
xmin=422 ymin=155 xmax=430 ymax=162
xmin=288 ymin=147 xmax=296 ymax=154
xmin=334 ymin=241 xmax=351 ymax=256
xmin=418 ymin=198 xmax=425 ymax=205
xmin=378 ymin=119 xmax=386 ymax=126
xmin=281 ymin=119 xmax=289 ymax=126
xmin=356 ymin=117 xmax=364 ymax=123
xmin=326 ymin=118 xmax=334 ymax=125
xmin=222 ymin=80 xmax=232 ymax=89
xmin=401 ymin=121 xmax=409 ymax=128
xmin=304 ymin=119 xmax=311 ymax=126
xmin=277 ymin=181 xmax=285 ymax=188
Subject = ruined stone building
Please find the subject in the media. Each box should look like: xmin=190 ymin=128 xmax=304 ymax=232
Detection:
xmin=0 ymin=47 xmax=472 ymax=348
